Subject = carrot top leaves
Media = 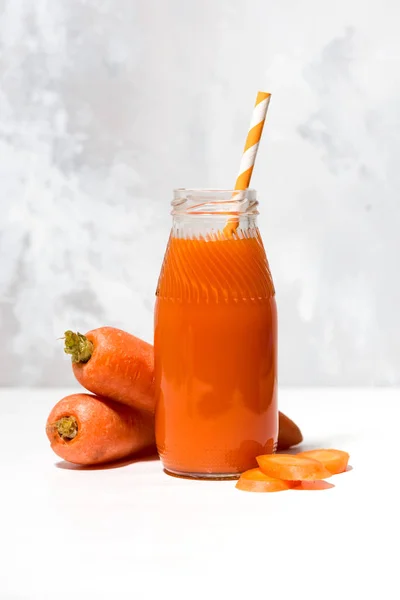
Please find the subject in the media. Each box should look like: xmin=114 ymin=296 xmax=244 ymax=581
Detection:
xmin=64 ymin=330 xmax=93 ymax=364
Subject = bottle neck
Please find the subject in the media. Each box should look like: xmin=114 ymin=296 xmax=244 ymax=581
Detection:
xmin=171 ymin=214 xmax=259 ymax=239
xmin=171 ymin=189 xmax=259 ymax=239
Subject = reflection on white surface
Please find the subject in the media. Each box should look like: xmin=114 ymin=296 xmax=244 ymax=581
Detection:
xmin=0 ymin=0 xmax=399 ymax=385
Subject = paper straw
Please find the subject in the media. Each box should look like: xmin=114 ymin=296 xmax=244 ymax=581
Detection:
xmin=224 ymin=91 xmax=271 ymax=236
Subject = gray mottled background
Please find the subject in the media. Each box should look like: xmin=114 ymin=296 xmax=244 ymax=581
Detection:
xmin=1 ymin=0 xmax=399 ymax=387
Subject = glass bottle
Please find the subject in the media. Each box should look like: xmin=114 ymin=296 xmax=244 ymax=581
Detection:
xmin=154 ymin=189 xmax=277 ymax=479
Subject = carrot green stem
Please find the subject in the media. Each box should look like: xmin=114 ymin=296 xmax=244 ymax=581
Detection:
xmin=53 ymin=416 xmax=78 ymax=441
xmin=64 ymin=330 xmax=93 ymax=364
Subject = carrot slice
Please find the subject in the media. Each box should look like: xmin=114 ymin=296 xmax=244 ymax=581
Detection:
xmin=292 ymin=480 xmax=335 ymax=491
xmin=236 ymin=468 xmax=292 ymax=493
xmin=256 ymin=454 xmax=332 ymax=481
xmin=297 ymin=449 xmax=349 ymax=475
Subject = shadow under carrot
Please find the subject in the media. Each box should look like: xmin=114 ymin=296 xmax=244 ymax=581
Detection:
xmin=55 ymin=445 xmax=159 ymax=471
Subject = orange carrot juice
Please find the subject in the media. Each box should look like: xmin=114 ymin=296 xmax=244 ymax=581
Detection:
xmin=155 ymin=192 xmax=277 ymax=478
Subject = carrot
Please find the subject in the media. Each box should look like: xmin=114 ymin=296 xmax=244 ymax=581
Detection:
xmin=297 ymin=449 xmax=349 ymax=475
xmin=46 ymin=393 xmax=155 ymax=465
xmin=256 ymin=454 xmax=332 ymax=481
xmin=64 ymin=327 xmax=155 ymax=414
xmin=277 ymin=411 xmax=303 ymax=450
xmin=292 ymin=480 xmax=335 ymax=491
xmin=236 ymin=468 xmax=293 ymax=493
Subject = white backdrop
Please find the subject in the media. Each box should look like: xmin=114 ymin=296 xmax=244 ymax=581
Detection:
xmin=0 ymin=0 xmax=399 ymax=386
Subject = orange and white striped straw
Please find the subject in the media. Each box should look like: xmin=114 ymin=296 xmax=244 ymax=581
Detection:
xmin=235 ymin=91 xmax=271 ymax=190
xmin=224 ymin=91 xmax=271 ymax=236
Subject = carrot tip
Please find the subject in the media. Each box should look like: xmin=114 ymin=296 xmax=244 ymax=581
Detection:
xmin=63 ymin=330 xmax=93 ymax=364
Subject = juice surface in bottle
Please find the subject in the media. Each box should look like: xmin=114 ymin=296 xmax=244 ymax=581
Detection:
xmin=155 ymin=189 xmax=277 ymax=479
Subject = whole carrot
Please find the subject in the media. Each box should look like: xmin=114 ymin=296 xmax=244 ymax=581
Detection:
xmin=64 ymin=327 xmax=155 ymax=414
xmin=46 ymin=393 xmax=155 ymax=465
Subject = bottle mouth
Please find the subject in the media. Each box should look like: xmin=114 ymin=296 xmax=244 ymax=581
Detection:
xmin=172 ymin=188 xmax=258 ymax=216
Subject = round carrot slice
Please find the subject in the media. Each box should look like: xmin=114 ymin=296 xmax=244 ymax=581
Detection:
xmin=297 ymin=449 xmax=349 ymax=475
xmin=235 ymin=468 xmax=292 ymax=493
xmin=292 ymin=480 xmax=335 ymax=491
xmin=256 ymin=454 xmax=332 ymax=481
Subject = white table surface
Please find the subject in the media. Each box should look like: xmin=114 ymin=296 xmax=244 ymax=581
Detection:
xmin=1 ymin=387 xmax=399 ymax=600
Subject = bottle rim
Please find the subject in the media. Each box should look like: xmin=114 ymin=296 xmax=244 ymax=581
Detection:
xmin=172 ymin=188 xmax=259 ymax=216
